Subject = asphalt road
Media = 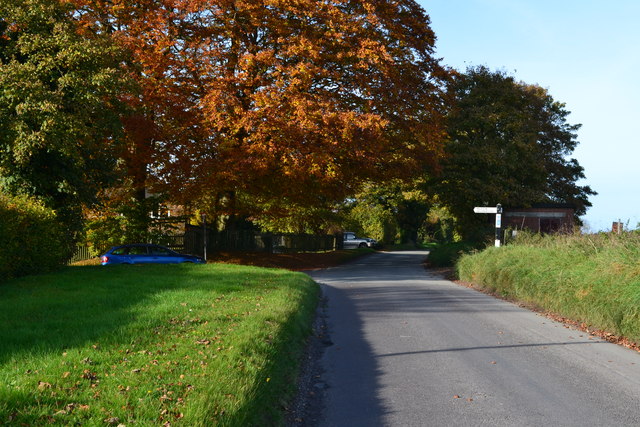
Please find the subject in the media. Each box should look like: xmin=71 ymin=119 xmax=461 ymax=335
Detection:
xmin=305 ymin=251 xmax=640 ymax=427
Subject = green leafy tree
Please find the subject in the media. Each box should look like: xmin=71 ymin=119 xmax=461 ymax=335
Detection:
xmin=421 ymin=203 xmax=459 ymax=243
xmin=0 ymin=0 xmax=130 ymax=237
xmin=343 ymin=196 xmax=398 ymax=244
xmin=434 ymin=66 xmax=596 ymax=239
xmin=84 ymin=190 xmax=175 ymax=253
xmin=343 ymin=180 xmax=431 ymax=245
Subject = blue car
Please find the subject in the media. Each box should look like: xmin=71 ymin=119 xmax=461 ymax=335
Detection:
xmin=100 ymin=244 xmax=205 ymax=265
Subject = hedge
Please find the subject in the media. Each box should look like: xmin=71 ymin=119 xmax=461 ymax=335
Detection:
xmin=0 ymin=193 xmax=70 ymax=281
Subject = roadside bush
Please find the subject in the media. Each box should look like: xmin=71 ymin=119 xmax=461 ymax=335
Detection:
xmin=0 ymin=194 xmax=69 ymax=281
xmin=427 ymin=241 xmax=481 ymax=267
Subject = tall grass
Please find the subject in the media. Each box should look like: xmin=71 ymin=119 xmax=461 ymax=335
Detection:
xmin=0 ymin=264 xmax=319 ymax=425
xmin=426 ymin=241 xmax=481 ymax=267
xmin=457 ymin=232 xmax=640 ymax=343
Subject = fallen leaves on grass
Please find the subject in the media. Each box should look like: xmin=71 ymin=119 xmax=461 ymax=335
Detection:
xmin=81 ymin=370 xmax=97 ymax=381
xmin=38 ymin=381 xmax=52 ymax=390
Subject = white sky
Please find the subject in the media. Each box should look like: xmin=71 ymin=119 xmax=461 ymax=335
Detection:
xmin=419 ymin=0 xmax=640 ymax=231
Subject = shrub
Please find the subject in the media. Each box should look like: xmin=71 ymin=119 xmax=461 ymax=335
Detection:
xmin=84 ymin=195 xmax=178 ymax=255
xmin=427 ymin=241 xmax=481 ymax=267
xmin=0 ymin=194 xmax=70 ymax=281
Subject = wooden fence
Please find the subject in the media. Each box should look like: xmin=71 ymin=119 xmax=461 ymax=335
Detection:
xmin=181 ymin=227 xmax=341 ymax=257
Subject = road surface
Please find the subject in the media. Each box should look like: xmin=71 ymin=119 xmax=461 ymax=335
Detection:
xmin=304 ymin=251 xmax=640 ymax=426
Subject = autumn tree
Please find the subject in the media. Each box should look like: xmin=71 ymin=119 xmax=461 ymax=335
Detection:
xmin=73 ymin=0 xmax=450 ymax=228
xmin=0 ymin=0 xmax=130 ymax=237
xmin=433 ymin=66 xmax=596 ymax=238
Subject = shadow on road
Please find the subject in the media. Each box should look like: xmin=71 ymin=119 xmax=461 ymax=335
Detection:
xmin=302 ymin=251 xmax=640 ymax=427
xmin=376 ymin=340 xmax=602 ymax=358
xmin=316 ymin=282 xmax=389 ymax=426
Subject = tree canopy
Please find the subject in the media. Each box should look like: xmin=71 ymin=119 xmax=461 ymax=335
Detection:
xmin=72 ymin=0 xmax=451 ymax=221
xmin=433 ymin=66 xmax=596 ymax=237
xmin=0 ymin=2 xmax=598 ymax=247
xmin=0 ymin=0 xmax=130 ymax=233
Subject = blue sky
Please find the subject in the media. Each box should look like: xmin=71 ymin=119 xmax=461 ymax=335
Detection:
xmin=419 ymin=0 xmax=640 ymax=231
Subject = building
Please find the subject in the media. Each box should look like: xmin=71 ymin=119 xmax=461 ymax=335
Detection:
xmin=503 ymin=204 xmax=575 ymax=234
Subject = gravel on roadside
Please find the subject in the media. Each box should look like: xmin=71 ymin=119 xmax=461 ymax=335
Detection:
xmin=285 ymin=292 xmax=331 ymax=426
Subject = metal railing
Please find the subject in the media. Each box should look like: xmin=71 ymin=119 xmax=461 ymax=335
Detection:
xmin=67 ymin=245 xmax=93 ymax=264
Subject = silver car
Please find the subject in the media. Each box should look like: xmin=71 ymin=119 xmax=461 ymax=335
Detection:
xmin=343 ymin=232 xmax=377 ymax=249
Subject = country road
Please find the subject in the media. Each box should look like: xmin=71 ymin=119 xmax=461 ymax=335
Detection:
xmin=301 ymin=251 xmax=640 ymax=426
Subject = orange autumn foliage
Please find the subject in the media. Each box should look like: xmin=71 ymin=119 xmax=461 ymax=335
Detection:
xmin=72 ymin=0 xmax=451 ymax=216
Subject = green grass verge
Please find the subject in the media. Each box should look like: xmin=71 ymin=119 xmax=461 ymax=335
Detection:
xmin=0 ymin=263 xmax=319 ymax=426
xmin=426 ymin=241 xmax=480 ymax=267
xmin=457 ymin=232 xmax=640 ymax=343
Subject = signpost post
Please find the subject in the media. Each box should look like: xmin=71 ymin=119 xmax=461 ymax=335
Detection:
xmin=201 ymin=213 xmax=207 ymax=261
xmin=473 ymin=204 xmax=503 ymax=247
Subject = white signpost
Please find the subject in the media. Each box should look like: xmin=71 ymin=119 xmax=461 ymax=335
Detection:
xmin=473 ymin=207 xmax=498 ymax=214
xmin=474 ymin=204 xmax=503 ymax=247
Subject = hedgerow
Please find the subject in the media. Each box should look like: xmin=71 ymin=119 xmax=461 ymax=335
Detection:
xmin=0 ymin=194 xmax=70 ymax=281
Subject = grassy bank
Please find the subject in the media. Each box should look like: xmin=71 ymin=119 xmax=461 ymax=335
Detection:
xmin=425 ymin=241 xmax=480 ymax=267
xmin=0 ymin=263 xmax=319 ymax=425
xmin=457 ymin=232 xmax=640 ymax=344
